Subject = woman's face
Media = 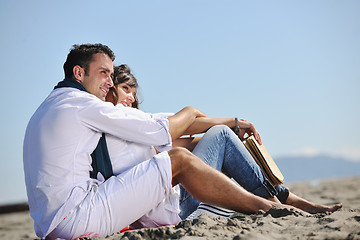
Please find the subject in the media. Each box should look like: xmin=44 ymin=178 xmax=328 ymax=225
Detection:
xmin=114 ymin=82 xmax=136 ymax=107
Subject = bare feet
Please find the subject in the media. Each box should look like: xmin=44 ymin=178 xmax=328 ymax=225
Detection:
xmin=286 ymin=192 xmax=342 ymax=214
xmin=305 ymin=203 xmax=342 ymax=214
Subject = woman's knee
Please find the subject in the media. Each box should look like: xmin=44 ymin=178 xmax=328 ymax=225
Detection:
xmin=208 ymin=125 xmax=231 ymax=133
xmin=207 ymin=125 xmax=234 ymax=138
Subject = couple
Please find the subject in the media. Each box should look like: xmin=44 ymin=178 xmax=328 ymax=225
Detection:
xmin=23 ymin=43 xmax=341 ymax=240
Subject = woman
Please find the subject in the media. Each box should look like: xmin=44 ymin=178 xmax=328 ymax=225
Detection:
xmin=106 ymin=64 xmax=342 ymax=220
xmin=105 ymin=64 xmax=139 ymax=109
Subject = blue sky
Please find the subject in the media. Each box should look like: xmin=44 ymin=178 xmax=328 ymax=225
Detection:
xmin=0 ymin=0 xmax=359 ymax=204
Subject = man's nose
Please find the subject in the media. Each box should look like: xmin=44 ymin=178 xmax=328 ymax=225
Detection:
xmin=107 ymin=75 xmax=114 ymax=87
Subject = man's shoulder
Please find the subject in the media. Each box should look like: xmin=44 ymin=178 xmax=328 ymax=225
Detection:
xmin=51 ymin=87 xmax=88 ymax=97
xmin=50 ymin=88 xmax=101 ymax=104
xmin=31 ymin=88 xmax=106 ymax=116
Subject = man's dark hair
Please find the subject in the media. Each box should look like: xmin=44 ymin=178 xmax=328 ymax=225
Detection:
xmin=63 ymin=43 xmax=115 ymax=79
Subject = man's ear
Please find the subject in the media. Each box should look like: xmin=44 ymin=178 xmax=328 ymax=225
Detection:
xmin=73 ymin=65 xmax=84 ymax=83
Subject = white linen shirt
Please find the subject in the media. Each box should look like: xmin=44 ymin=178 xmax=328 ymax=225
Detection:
xmin=23 ymin=87 xmax=172 ymax=238
xmin=107 ymin=109 xmax=174 ymax=175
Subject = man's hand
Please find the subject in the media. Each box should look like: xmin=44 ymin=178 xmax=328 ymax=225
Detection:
xmin=237 ymin=119 xmax=262 ymax=145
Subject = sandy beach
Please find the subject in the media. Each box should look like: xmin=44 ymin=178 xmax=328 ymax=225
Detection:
xmin=1 ymin=176 xmax=359 ymax=240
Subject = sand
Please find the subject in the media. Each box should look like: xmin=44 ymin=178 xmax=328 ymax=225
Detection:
xmin=1 ymin=176 xmax=359 ymax=240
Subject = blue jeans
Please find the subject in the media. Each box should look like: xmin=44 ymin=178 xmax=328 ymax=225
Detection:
xmin=179 ymin=125 xmax=289 ymax=219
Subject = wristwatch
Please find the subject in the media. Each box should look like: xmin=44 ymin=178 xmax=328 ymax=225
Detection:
xmin=234 ymin=117 xmax=240 ymax=134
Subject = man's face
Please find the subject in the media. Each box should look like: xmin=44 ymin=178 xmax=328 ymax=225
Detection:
xmin=80 ymin=53 xmax=114 ymax=101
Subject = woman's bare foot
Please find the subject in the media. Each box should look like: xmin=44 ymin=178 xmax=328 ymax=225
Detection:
xmin=286 ymin=192 xmax=342 ymax=214
xmin=306 ymin=202 xmax=342 ymax=214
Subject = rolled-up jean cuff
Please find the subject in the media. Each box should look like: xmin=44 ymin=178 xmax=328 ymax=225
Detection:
xmin=275 ymin=185 xmax=289 ymax=204
xmin=252 ymin=179 xmax=278 ymax=199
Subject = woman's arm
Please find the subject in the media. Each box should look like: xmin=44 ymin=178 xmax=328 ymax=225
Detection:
xmin=168 ymin=108 xmax=262 ymax=148
xmin=183 ymin=117 xmax=236 ymax=135
xmin=182 ymin=117 xmax=262 ymax=145
xmin=167 ymin=106 xmax=206 ymax=141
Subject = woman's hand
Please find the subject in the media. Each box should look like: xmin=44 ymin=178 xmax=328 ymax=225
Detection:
xmin=237 ymin=119 xmax=262 ymax=145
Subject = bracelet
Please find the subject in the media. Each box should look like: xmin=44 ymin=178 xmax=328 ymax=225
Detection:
xmin=234 ymin=117 xmax=240 ymax=133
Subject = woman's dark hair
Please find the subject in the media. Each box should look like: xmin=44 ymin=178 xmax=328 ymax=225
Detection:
xmin=110 ymin=64 xmax=140 ymax=108
xmin=63 ymin=43 xmax=115 ymax=79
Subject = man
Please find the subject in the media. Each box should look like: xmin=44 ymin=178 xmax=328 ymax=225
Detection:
xmin=23 ymin=43 xmax=297 ymax=239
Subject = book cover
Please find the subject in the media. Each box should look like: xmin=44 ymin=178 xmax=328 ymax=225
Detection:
xmin=243 ymin=136 xmax=284 ymax=185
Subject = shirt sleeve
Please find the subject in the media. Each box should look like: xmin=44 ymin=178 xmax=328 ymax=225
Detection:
xmin=77 ymin=95 xmax=172 ymax=149
xmin=149 ymin=112 xmax=174 ymax=119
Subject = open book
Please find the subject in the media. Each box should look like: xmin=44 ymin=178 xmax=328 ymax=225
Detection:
xmin=243 ymin=135 xmax=284 ymax=185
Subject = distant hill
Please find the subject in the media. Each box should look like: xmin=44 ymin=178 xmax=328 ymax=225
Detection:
xmin=274 ymin=155 xmax=360 ymax=183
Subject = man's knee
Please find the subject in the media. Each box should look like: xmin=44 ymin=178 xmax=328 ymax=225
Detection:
xmin=168 ymin=147 xmax=192 ymax=162
xmin=168 ymin=147 xmax=196 ymax=175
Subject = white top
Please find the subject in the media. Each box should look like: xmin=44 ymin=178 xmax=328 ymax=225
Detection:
xmin=107 ymin=109 xmax=174 ymax=175
xmin=23 ymin=87 xmax=172 ymax=237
